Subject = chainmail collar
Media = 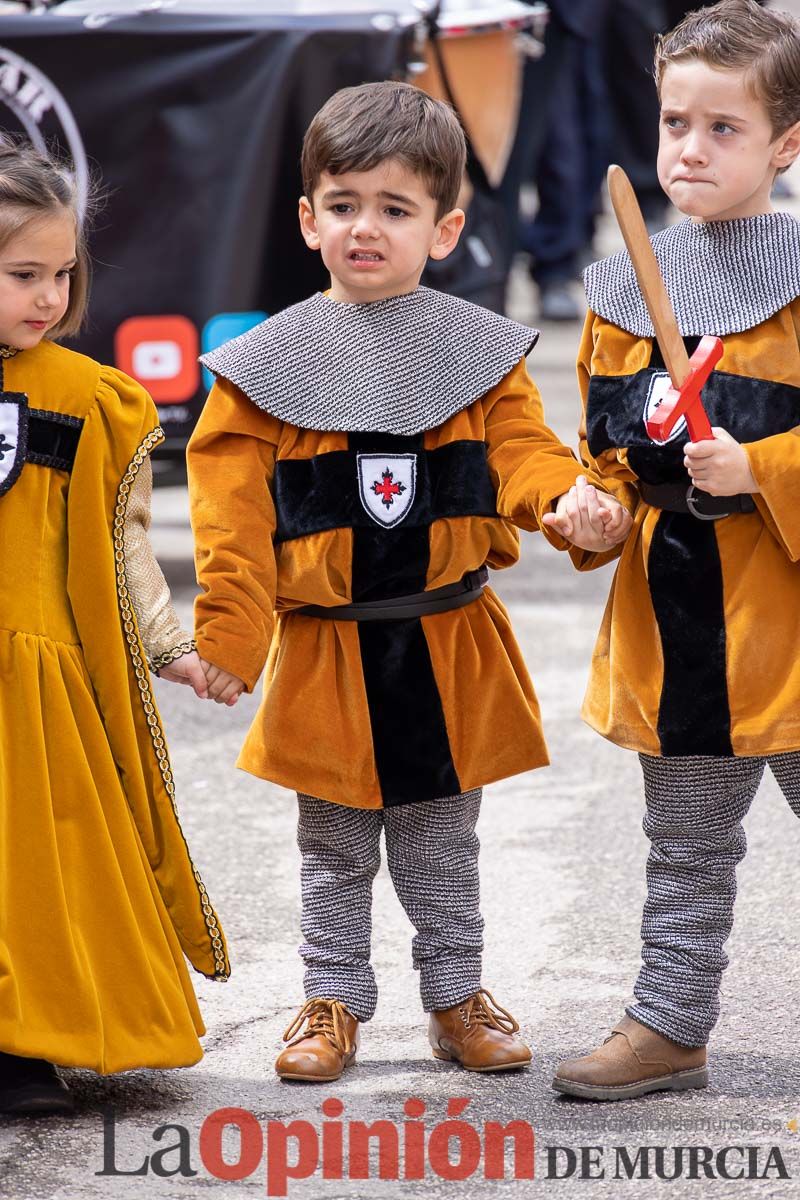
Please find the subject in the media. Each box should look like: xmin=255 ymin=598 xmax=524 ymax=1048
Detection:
xmin=584 ymin=211 xmax=800 ymax=338
xmin=200 ymin=286 xmax=538 ymax=435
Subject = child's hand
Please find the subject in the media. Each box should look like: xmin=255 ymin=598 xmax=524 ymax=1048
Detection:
xmin=543 ymin=476 xmax=632 ymax=551
xmin=595 ymin=491 xmax=633 ymax=546
xmin=158 ymin=650 xmax=209 ymax=698
xmin=200 ymin=658 xmax=246 ymax=707
xmin=684 ymin=428 xmax=759 ymax=496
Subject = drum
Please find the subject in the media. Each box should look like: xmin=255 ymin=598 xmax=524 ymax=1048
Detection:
xmin=413 ymin=0 xmax=547 ymax=187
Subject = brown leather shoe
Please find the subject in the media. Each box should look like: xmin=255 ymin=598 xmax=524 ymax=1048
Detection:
xmin=429 ymin=989 xmax=532 ymax=1072
xmin=275 ymin=998 xmax=359 ymax=1082
xmin=553 ymin=1015 xmax=709 ymax=1100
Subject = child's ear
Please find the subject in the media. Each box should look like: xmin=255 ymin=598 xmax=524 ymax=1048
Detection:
xmin=298 ymin=196 xmax=320 ymax=250
xmin=429 ymin=207 xmax=466 ymax=261
xmin=772 ymin=119 xmax=800 ymax=172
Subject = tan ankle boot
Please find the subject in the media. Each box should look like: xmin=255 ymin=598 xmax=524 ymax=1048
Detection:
xmin=275 ymin=998 xmax=359 ymax=1082
xmin=553 ymin=1015 xmax=708 ymax=1100
xmin=429 ymin=989 xmax=532 ymax=1072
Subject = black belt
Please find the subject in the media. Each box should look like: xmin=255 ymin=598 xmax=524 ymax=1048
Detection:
xmin=27 ymin=408 xmax=83 ymax=472
xmin=640 ymin=481 xmax=756 ymax=522
xmin=294 ymin=566 xmax=489 ymax=622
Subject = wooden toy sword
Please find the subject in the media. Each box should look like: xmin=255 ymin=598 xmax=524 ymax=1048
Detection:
xmin=606 ymin=164 xmax=721 ymax=442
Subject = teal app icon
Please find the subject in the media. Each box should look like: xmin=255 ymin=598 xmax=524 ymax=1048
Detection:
xmin=202 ymin=311 xmax=267 ymax=390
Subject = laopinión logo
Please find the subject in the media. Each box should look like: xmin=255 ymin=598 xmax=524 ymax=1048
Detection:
xmin=0 ymin=46 xmax=89 ymax=220
xmin=546 ymin=1143 xmax=790 ymax=1181
xmin=96 ymin=1101 xmax=796 ymax=1193
xmin=96 ymin=1098 xmax=535 ymax=1196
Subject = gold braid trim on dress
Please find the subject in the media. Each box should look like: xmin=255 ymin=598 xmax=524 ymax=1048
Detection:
xmin=151 ymin=640 xmax=198 ymax=672
xmin=113 ymin=427 xmax=229 ymax=981
xmin=122 ymin=455 xmax=195 ymax=668
xmin=0 ymin=345 xmax=19 ymax=359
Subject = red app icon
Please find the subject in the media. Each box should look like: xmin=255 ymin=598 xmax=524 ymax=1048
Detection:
xmin=115 ymin=315 xmax=199 ymax=403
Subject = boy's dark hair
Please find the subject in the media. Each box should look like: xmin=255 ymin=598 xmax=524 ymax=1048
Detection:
xmin=655 ymin=0 xmax=800 ymax=139
xmin=0 ymin=134 xmax=95 ymax=339
xmin=301 ymin=81 xmax=466 ymax=219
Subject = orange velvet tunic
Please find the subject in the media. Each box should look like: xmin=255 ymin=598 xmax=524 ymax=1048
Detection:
xmin=576 ymin=300 xmax=800 ymax=757
xmin=188 ymin=356 xmax=596 ymax=809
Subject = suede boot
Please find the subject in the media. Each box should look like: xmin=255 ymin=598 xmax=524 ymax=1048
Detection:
xmin=275 ymin=998 xmax=359 ymax=1082
xmin=428 ymin=989 xmax=531 ymax=1072
xmin=0 ymin=1052 xmax=74 ymax=1116
xmin=553 ymin=1014 xmax=709 ymax=1100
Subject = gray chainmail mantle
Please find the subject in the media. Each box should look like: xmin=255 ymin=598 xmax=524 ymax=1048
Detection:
xmin=200 ymin=286 xmax=538 ymax=435
xmin=584 ymin=212 xmax=800 ymax=338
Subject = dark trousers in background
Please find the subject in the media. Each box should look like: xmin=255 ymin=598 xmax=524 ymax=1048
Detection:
xmin=495 ymin=12 xmax=572 ymax=282
xmin=604 ymin=0 xmax=668 ymax=223
xmin=522 ymin=35 xmax=610 ymax=287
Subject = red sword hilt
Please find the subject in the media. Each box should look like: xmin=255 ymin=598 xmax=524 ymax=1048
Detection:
xmin=645 ymin=335 xmax=723 ymax=444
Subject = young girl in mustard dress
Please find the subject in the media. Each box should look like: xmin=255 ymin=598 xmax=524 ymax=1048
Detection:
xmin=0 ymin=138 xmax=228 ymax=1115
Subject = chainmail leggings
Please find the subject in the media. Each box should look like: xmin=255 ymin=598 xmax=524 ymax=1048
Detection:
xmin=296 ymin=790 xmax=484 ymax=1021
xmin=628 ymin=752 xmax=800 ymax=1047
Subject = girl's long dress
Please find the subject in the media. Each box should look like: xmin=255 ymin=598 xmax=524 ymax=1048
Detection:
xmin=0 ymin=340 xmax=228 ymax=1073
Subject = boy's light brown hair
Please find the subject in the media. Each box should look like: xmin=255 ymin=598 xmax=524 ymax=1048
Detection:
xmin=0 ymin=134 xmax=94 ymax=339
xmin=655 ymin=0 xmax=800 ymax=140
xmin=301 ymin=81 xmax=466 ymax=220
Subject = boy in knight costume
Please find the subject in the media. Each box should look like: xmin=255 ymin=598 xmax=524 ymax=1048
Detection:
xmin=552 ymin=0 xmax=800 ymax=1100
xmin=189 ymin=81 xmax=631 ymax=1081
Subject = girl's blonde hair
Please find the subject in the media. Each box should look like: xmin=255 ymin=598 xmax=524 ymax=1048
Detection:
xmin=0 ymin=134 xmax=93 ymax=339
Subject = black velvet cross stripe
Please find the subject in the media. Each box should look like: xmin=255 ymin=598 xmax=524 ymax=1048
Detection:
xmin=584 ymin=339 xmax=758 ymax=755
xmin=649 ymin=513 xmax=733 ymax=757
xmin=273 ymin=438 xmax=498 ymax=544
xmin=348 ymin=430 xmax=462 ymax=808
xmin=586 ymin=351 xmax=800 ymax=486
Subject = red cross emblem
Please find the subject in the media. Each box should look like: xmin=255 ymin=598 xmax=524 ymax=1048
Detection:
xmin=371 ymin=468 xmax=406 ymax=510
xmin=357 ymin=452 xmax=416 ymax=527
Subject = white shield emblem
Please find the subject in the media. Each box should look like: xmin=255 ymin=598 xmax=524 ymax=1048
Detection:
xmin=357 ymin=452 xmax=417 ymax=528
xmin=643 ymin=371 xmax=687 ymax=444
xmin=0 ymin=393 xmax=27 ymax=497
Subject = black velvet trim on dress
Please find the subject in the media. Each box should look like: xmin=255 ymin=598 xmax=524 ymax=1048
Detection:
xmin=648 ymin=513 xmax=733 ymax=757
xmin=273 ymin=439 xmax=498 ymax=544
xmin=348 ymin=429 xmax=462 ymax=807
xmin=27 ymin=408 xmax=83 ymax=472
xmin=586 ymin=364 xmax=800 ymax=486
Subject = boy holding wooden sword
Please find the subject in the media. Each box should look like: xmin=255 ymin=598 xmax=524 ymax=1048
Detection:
xmin=547 ymin=0 xmax=800 ymax=1100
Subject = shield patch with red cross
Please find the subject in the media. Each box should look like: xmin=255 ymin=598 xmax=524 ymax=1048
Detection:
xmin=357 ymin=452 xmax=417 ymax=528
xmin=643 ymin=371 xmax=687 ymax=445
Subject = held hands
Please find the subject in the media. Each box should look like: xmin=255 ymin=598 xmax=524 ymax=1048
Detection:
xmin=683 ymin=428 xmax=759 ymax=496
xmin=158 ymin=650 xmax=209 ymax=698
xmin=158 ymin=651 xmax=246 ymax=705
xmin=542 ymin=475 xmax=633 ymax=552
xmin=199 ymin=658 xmax=246 ymax=706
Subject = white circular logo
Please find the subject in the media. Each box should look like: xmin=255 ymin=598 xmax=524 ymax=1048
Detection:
xmin=643 ymin=371 xmax=687 ymax=445
xmin=0 ymin=47 xmax=88 ymax=220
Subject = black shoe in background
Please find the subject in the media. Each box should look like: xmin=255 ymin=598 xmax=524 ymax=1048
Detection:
xmin=0 ymin=1051 xmax=74 ymax=1116
xmin=539 ymin=281 xmax=582 ymax=322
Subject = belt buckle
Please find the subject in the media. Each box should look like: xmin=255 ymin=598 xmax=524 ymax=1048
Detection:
xmin=685 ymin=484 xmax=726 ymax=521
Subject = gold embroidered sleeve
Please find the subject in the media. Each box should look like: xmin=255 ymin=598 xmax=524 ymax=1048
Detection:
xmin=122 ymin=455 xmax=195 ymax=669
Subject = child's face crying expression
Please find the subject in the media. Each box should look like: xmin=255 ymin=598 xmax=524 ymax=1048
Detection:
xmin=298 ymin=158 xmax=464 ymax=304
